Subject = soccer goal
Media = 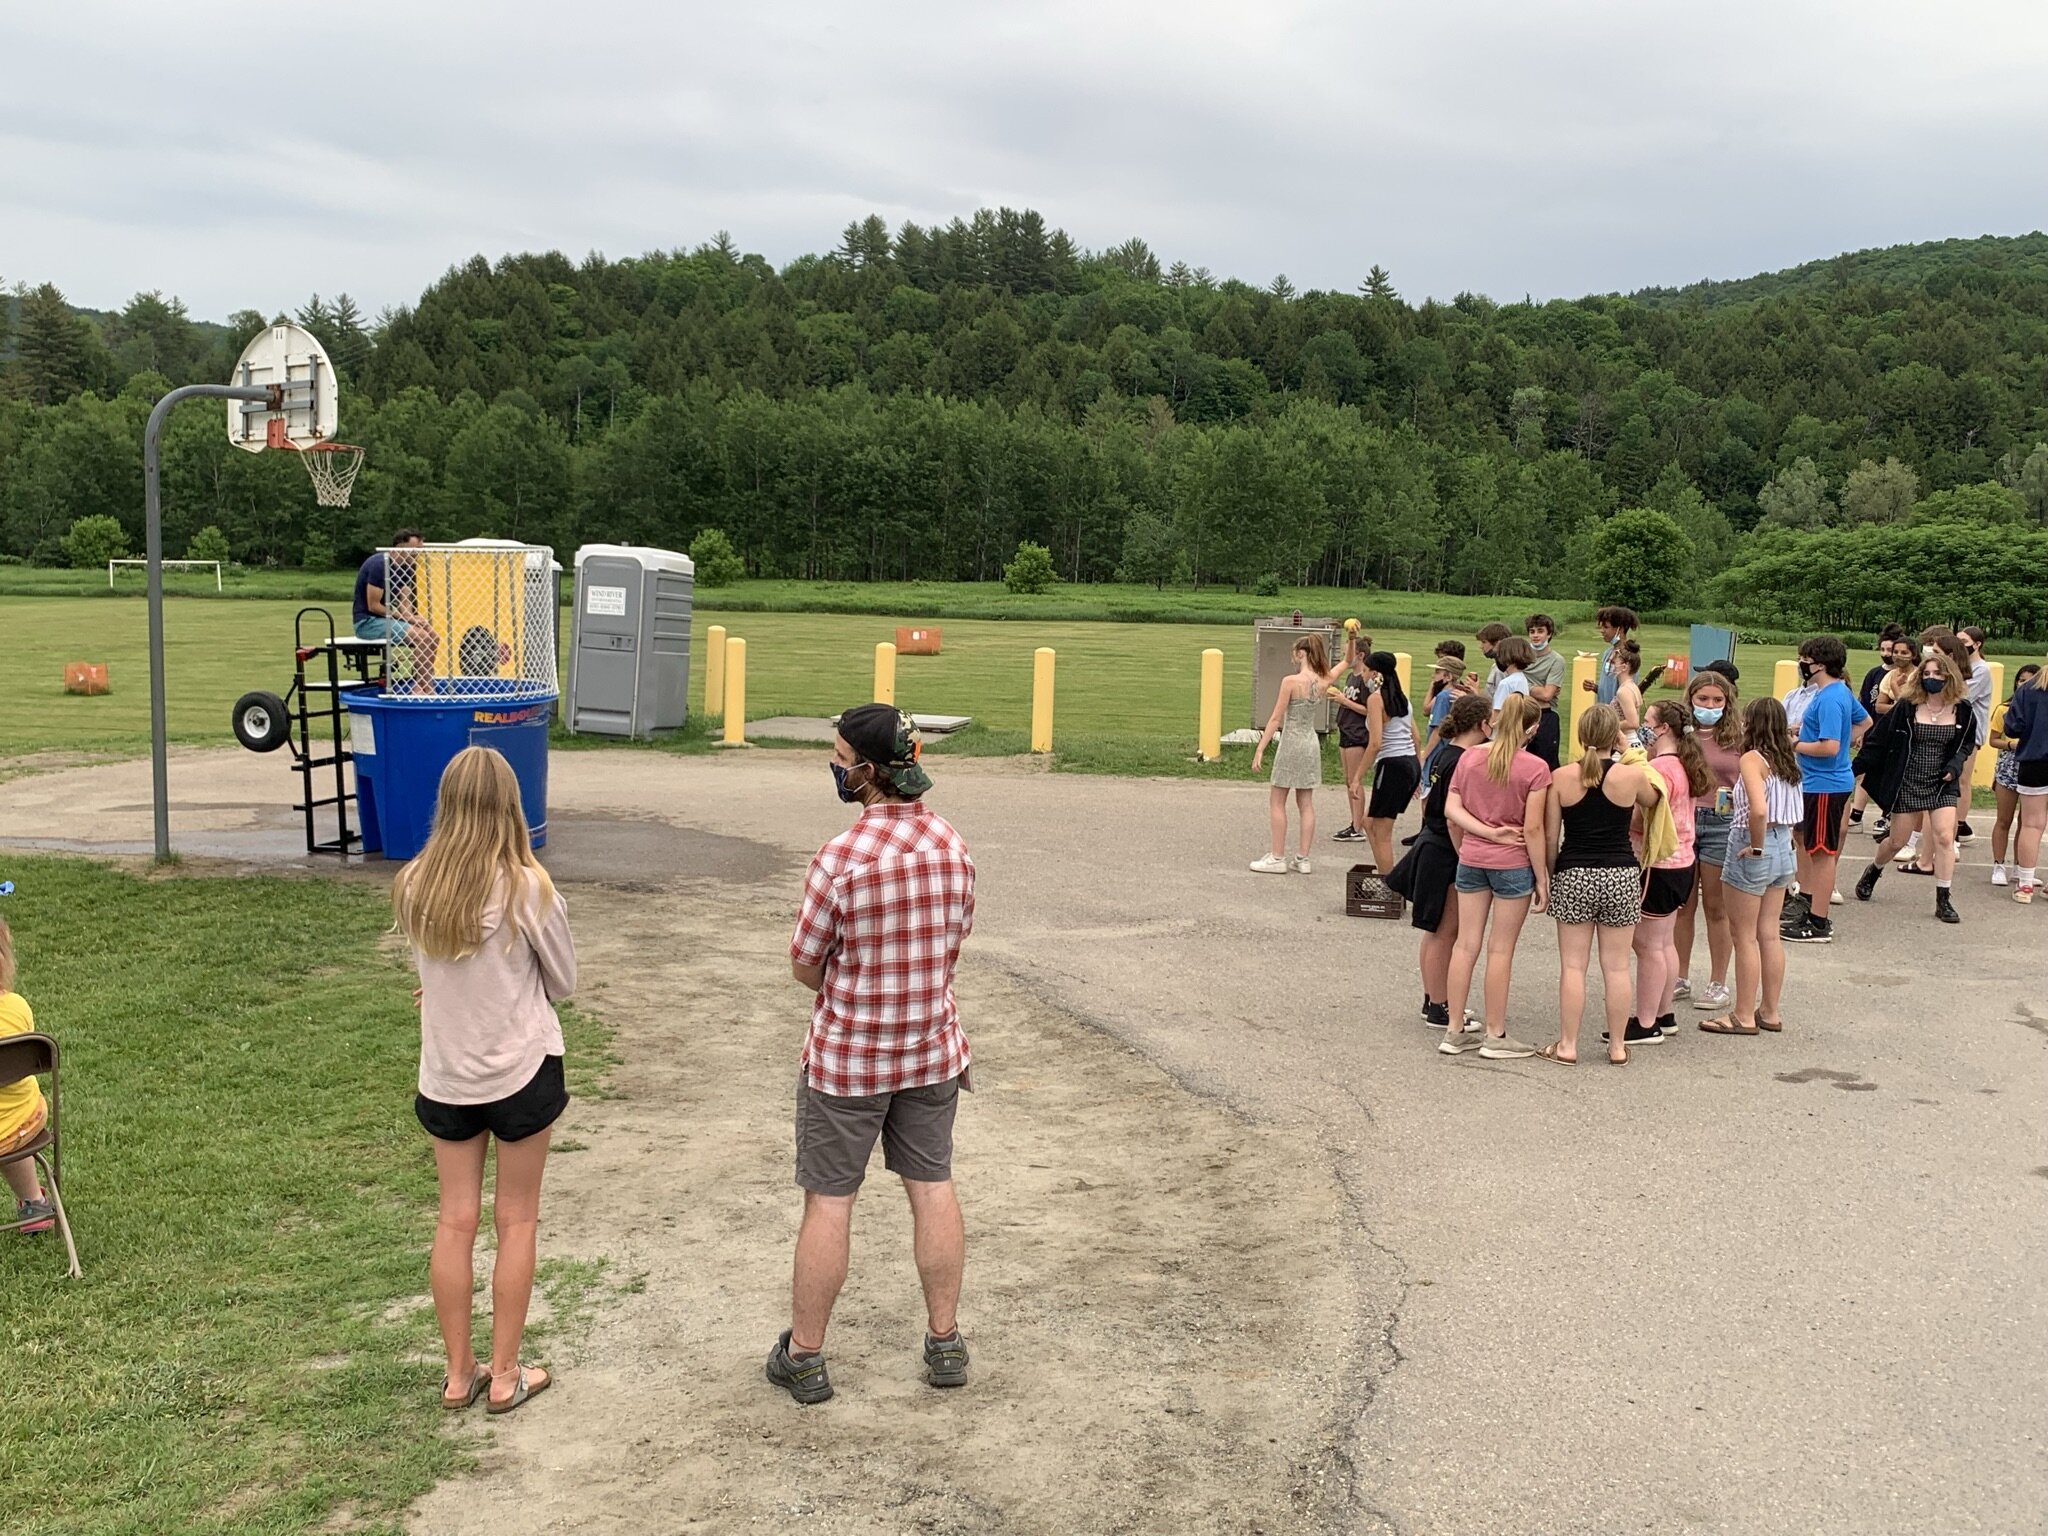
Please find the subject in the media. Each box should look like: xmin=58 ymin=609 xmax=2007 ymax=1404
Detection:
xmin=109 ymin=558 xmax=222 ymax=591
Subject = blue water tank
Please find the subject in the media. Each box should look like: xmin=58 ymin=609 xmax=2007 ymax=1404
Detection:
xmin=345 ymin=686 xmax=553 ymax=861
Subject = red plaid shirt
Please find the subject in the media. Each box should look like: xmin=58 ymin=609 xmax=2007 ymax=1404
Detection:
xmin=790 ymin=800 xmax=976 ymax=1097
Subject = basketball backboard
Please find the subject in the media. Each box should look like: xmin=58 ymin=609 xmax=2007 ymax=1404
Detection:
xmin=228 ymin=323 xmax=338 ymax=452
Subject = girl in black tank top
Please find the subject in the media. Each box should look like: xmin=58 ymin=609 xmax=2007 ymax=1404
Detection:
xmin=1555 ymin=759 xmax=1637 ymax=870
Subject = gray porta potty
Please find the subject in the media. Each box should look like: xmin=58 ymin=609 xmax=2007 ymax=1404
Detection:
xmin=566 ymin=543 xmax=696 ymax=737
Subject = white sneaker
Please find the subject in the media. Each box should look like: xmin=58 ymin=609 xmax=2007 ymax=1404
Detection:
xmin=1292 ymin=855 xmax=1312 ymax=874
xmin=1693 ymin=981 xmax=1731 ymax=1011
xmin=1249 ymin=854 xmax=1289 ymax=874
xmin=1992 ymin=865 xmax=2009 ymax=887
xmin=1894 ymin=842 xmax=1921 ymax=865
xmin=1672 ymin=977 xmax=1692 ymax=1000
xmin=1477 ymin=1033 xmax=1539 ymax=1060
xmin=1831 ymin=888 xmax=1845 ymax=905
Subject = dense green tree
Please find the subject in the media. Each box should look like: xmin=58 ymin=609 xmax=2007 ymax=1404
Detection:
xmin=1757 ymin=456 xmax=1834 ymax=530
xmin=1589 ymin=507 xmax=1694 ymax=612
xmin=1839 ymin=457 xmax=1919 ymax=525
xmin=16 ymin=282 xmax=108 ymax=404
xmin=62 ymin=513 xmax=128 ymax=569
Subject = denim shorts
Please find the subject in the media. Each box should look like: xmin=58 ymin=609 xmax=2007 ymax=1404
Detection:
xmin=1720 ymin=825 xmax=1796 ymax=895
xmin=1454 ymin=861 xmax=1537 ymax=899
xmin=1694 ymin=807 xmax=1732 ymax=868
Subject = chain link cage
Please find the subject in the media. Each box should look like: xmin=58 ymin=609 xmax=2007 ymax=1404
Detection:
xmin=379 ymin=544 xmax=558 ymax=701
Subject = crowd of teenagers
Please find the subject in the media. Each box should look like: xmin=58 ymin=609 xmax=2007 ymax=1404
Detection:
xmin=1250 ymin=609 xmax=2048 ymax=1064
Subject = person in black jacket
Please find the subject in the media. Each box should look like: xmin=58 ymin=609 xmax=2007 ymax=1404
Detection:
xmin=1852 ymin=648 xmax=1977 ymax=923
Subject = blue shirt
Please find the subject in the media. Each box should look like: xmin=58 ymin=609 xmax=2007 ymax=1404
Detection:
xmin=352 ymin=552 xmax=386 ymax=626
xmin=1797 ymin=678 xmax=1869 ymax=793
xmin=1428 ymin=688 xmax=1454 ymax=734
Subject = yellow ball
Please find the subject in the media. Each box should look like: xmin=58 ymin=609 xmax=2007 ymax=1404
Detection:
xmin=1344 ymin=618 xmax=1361 ymax=632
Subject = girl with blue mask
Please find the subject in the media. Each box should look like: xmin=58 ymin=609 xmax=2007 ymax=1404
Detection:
xmin=1673 ymin=673 xmax=1743 ymax=1013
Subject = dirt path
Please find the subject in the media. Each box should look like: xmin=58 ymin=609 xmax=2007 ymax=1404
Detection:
xmin=405 ymin=868 xmax=1361 ymax=1535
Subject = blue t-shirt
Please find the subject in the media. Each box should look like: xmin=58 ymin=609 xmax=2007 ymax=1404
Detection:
xmin=1797 ymin=678 xmax=1869 ymax=793
xmin=1428 ymin=688 xmax=1454 ymax=733
xmin=352 ymin=552 xmax=386 ymax=626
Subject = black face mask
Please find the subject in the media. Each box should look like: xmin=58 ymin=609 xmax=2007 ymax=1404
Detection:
xmin=1798 ymin=662 xmax=1817 ymax=683
xmin=1921 ymin=675 xmax=1946 ymax=695
xmin=831 ymin=762 xmax=867 ymax=803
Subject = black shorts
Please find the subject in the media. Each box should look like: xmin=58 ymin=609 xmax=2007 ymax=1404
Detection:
xmin=2021 ymin=759 xmax=2048 ymax=790
xmin=415 ymin=1054 xmax=568 ymax=1144
xmin=1369 ymin=755 xmax=1421 ymax=819
xmin=1800 ymin=791 xmax=1850 ymax=856
xmin=1642 ymin=863 xmax=1696 ymax=918
xmin=1529 ymin=709 xmax=1562 ymax=770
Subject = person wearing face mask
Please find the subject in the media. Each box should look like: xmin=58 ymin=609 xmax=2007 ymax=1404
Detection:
xmin=1849 ymin=625 xmax=1911 ymax=831
xmin=774 ymin=704 xmax=977 ymax=1403
xmin=1852 ymin=650 xmax=1976 ymax=922
xmin=1522 ymin=614 xmax=1568 ymax=769
xmin=1955 ymin=626 xmax=1994 ymax=845
xmin=1673 ymin=672 xmax=1742 ymax=1014
xmin=1891 ymin=627 xmax=1976 ymax=874
xmin=1782 ymin=637 xmax=1870 ymax=944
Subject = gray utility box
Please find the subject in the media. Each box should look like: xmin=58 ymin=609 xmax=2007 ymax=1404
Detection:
xmin=1252 ymin=615 xmax=1343 ymax=731
xmin=567 ymin=544 xmax=695 ymax=737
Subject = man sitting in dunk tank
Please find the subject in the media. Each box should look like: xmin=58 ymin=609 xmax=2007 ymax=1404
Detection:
xmin=353 ymin=529 xmax=441 ymax=691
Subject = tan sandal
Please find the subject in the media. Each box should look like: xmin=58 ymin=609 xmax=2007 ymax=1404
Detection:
xmin=1698 ymin=1015 xmax=1759 ymax=1036
xmin=487 ymin=1365 xmax=552 ymax=1416
xmin=441 ymin=1365 xmax=489 ymax=1411
xmin=1535 ymin=1042 xmax=1577 ymax=1066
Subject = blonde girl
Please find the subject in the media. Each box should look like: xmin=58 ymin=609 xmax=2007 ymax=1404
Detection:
xmin=396 ymin=746 xmax=577 ymax=1415
xmin=1853 ymin=647 xmax=1975 ymax=923
xmin=0 ymin=919 xmax=56 ymax=1235
xmin=1631 ymin=699 xmax=1713 ymax=1041
xmin=1251 ymin=634 xmax=1347 ymax=873
xmin=1439 ymin=692 xmax=1551 ymax=1059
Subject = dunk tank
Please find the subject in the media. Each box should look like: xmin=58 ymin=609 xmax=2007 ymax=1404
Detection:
xmin=218 ymin=323 xmax=556 ymax=861
xmin=344 ymin=542 xmax=557 ymax=860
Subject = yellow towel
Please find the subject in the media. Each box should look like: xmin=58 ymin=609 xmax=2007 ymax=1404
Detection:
xmin=1620 ymin=745 xmax=1679 ymax=867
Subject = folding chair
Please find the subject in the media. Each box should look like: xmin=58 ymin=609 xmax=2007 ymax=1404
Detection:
xmin=0 ymin=1033 xmax=81 ymax=1277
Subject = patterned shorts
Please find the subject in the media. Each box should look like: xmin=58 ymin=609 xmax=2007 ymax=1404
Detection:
xmin=1548 ymin=865 xmax=1643 ymax=927
xmin=1995 ymin=751 xmax=2019 ymax=791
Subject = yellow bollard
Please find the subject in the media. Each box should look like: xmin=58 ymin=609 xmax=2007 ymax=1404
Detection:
xmin=1974 ymin=660 xmax=2005 ymax=788
xmin=1393 ymin=651 xmax=1412 ymax=701
xmin=1566 ymin=654 xmax=1597 ymax=762
xmin=1773 ymin=658 xmax=1799 ymax=701
xmin=722 ymin=637 xmax=747 ymax=745
xmin=1198 ymin=648 xmax=1223 ymax=761
xmin=874 ymin=641 xmax=897 ymax=706
xmin=1031 ymin=647 xmax=1056 ymax=754
xmin=704 ymin=624 xmax=727 ymax=720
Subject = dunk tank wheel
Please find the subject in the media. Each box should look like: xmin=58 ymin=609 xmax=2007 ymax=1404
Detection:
xmin=232 ymin=690 xmax=291 ymax=752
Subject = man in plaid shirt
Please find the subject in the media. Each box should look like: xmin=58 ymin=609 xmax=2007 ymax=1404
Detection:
xmin=766 ymin=704 xmax=977 ymax=1405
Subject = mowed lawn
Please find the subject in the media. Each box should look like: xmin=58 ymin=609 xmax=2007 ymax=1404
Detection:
xmin=0 ymin=592 xmax=1821 ymax=775
xmin=0 ymin=856 xmax=610 ymax=1536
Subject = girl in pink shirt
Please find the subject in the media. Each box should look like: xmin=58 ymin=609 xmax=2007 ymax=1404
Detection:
xmin=395 ymin=746 xmax=577 ymax=1417
xmin=1633 ymin=700 xmax=1713 ymax=1040
xmin=1439 ymin=694 xmax=1551 ymax=1059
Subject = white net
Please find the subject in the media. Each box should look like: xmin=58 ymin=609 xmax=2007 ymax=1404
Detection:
xmin=378 ymin=544 xmax=559 ymax=701
xmin=301 ymin=443 xmax=365 ymax=507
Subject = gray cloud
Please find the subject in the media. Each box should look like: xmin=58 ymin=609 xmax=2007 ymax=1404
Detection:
xmin=3 ymin=0 xmax=2045 ymax=321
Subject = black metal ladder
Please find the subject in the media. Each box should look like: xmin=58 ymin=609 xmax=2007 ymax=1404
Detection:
xmin=288 ymin=608 xmax=386 ymax=855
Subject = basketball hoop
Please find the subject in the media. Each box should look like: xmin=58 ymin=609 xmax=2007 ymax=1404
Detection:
xmin=296 ymin=441 xmax=366 ymax=508
xmin=233 ymin=327 xmax=362 ymax=506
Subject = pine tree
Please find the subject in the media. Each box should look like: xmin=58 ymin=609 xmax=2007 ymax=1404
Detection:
xmin=16 ymin=282 xmax=102 ymax=404
xmin=1360 ymin=265 xmax=1397 ymax=301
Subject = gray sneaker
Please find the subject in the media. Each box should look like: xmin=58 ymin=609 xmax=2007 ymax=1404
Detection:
xmin=923 ymin=1331 xmax=969 ymax=1388
xmin=1438 ymin=1028 xmax=1489 ymax=1055
xmin=765 ymin=1330 xmax=833 ymax=1404
xmin=1476 ymin=1034 xmax=1539 ymax=1060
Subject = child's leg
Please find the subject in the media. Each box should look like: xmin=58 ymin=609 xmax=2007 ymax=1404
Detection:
xmin=2 ymin=1105 xmax=47 ymax=1203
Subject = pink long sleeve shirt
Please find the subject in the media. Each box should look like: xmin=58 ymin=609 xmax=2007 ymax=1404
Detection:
xmin=414 ymin=872 xmax=577 ymax=1104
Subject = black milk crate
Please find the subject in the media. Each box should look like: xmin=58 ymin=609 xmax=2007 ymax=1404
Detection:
xmin=1346 ymin=862 xmax=1404 ymax=919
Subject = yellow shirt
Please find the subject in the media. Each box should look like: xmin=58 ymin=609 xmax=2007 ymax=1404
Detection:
xmin=0 ymin=992 xmax=43 ymax=1142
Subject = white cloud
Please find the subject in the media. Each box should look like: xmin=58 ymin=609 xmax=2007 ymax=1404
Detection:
xmin=3 ymin=0 xmax=2045 ymax=320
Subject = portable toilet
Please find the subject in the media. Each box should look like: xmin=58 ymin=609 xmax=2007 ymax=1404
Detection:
xmin=567 ymin=544 xmax=696 ymax=737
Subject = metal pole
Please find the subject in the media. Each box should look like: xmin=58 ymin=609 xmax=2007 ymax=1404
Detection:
xmin=143 ymin=383 xmax=277 ymax=860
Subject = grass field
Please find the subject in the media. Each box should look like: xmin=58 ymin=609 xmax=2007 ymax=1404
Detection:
xmin=0 ymin=592 xmax=1825 ymax=778
xmin=0 ymin=856 xmax=612 ymax=1536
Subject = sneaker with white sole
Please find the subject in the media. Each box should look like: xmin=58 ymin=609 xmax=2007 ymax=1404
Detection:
xmin=1991 ymin=866 xmax=2009 ymax=887
xmin=1894 ymin=843 xmax=1921 ymax=865
xmin=1832 ymin=888 xmax=1845 ymax=906
xmin=1249 ymin=854 xmax=1289 ymax=873
xmin=1438 ymin=1029 xmax=1489 ymax=1055
xmin=1672 ymin=977 xmax=1692 ymax=1000
xmin=1476 ymin=1033 xmax=1538 ymax=1060
xmin=1332 ymin=826 xmax=1364 ymax=842
xmin=1692 ymin=981 xmax=1731 ymax=1011
xmin=2017 ymin=884 xmax=2037 ymax=905
xmin=1291 ymin=855 xmax=1312 ymax=874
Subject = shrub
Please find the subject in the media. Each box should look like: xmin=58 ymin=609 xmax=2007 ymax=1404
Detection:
xmin=1254 ymin=572 xmax=1282 ymax=597
xmin=1003 ymin=540 xmax=1058 ymax=595
xmin=62 ymin=515 xmax=128 ymax=570
xmin=187 ymin=526 xmax=231 ymax=565
xmin=1588 ymin=508 xmax=1694 ymax=613
xmin=689 ymin=528 xmax=746 ymax=588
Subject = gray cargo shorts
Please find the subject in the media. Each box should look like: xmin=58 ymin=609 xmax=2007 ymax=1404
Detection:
xmin=794 ymin=1070 xmax=965 ymax=1196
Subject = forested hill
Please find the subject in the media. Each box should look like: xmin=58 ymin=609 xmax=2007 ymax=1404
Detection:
xmin=4 ymin=213 xmax=2047 ymax=635
xmin=1628 ymin=231 xmax=2048 ymax=311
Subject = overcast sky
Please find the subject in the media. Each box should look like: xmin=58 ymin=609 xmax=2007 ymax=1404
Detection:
xmin=5 ymin=1 xmax=2046 ymax=323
